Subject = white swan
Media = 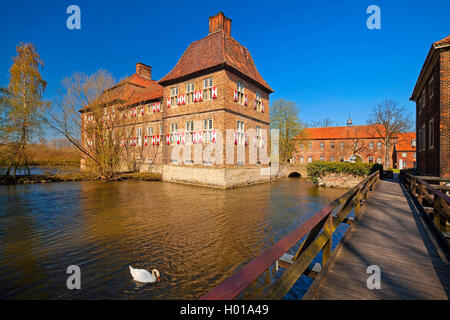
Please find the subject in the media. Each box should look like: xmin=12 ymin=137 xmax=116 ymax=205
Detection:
xmin=129 ymin=266 xmax=160 ymax=283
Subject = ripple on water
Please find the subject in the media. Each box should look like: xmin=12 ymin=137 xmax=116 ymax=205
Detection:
xmin=0 ymin=179 xmax=345 ymax=299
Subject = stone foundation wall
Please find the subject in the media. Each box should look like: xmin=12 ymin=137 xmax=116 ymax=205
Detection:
xmin=317 ymin=173 xmax=363 ymax=189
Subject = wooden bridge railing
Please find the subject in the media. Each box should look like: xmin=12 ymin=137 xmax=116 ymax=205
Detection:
xmin=200 ymin=171 xmax=380 ymax=300
xmin=401 ymin=171 xmax=450 ymax=235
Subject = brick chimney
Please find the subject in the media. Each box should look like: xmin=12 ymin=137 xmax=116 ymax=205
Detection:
xmin=135 ymin=62 xmax=152 ymax=79
xmin=209 ymin=12 xmax=231 ymax=36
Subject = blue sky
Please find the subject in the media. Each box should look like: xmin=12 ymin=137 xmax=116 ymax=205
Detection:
xmin=1 ymin=0 xmax=449 ymax=128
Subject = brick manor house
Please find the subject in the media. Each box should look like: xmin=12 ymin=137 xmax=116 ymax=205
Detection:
xmin=80 ymin=12 xmax=273 ymax=188
xmin=410 ymin=35 xmax=450 ymax=178
xmin=293 ymin=119 xmax=416 ymax=169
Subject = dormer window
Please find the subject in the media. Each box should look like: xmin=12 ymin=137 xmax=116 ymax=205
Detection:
xmin=203 ymin=78 xmax=213 ymax=100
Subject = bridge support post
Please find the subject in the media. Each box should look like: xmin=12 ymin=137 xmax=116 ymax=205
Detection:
xmin=322 ymin=214 xmax=333 ymax=266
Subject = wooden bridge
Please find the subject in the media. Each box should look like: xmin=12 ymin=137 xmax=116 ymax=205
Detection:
xmin=200 ymin=171 xmax=450 ymax=300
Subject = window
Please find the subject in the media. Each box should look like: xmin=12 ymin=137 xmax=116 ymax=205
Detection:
xmin=320 ymin=155 xmax=324 ymax=161
xmin=340 ymin=156 xmax=345 ymax=162
xmin=137 ymin=128 xmax=142 ymax=146
xmin=377 ymin=142 xmax=382 ymax=150
xmin=330 ymin=142 xmax=335 ymax=149
xmin=203 ymin=78 xmax=213 ymax=100
xmin=419 ymin=89 xmax=426 ymax=111
xmin=340 ymin=142 xmax=344 ymax=151
xmin=330 ymin=156 xmax=335 ymax=162
xmin=429 ymin=119 xmax=434 ymax=149
xmin=186 ymin=83 xmax=195 ymax=104
xmin=300 ymin=156 xmax=304 ymax=163
xmin=376 ymin=157 xmax=382 ymax=164
xmin=320 ymin=142 xmax=324 ymax=149
xmin=147 ymin=127 xmax=153 ymax=136
xmin=170 ymin=87 xmax=179 ymax=107
xmin=402 ymin=152 xmax=407 ymax=157
xmin=308 ymin=156 xmax=313 ymax=163
xmin=237 ymin=121 xmax=245 ymax=145
xmin=413 ymin=153 xmax=416 ymax=158
xmin=369 ymin=141 xmax=374 ymax=149
xmin=236 ymin=81 xmax=245 ymax=104
xmin=429 ymin=76 xmax=434 ymax=99
xmin=256 ymin=126 xmax=262 ymax=146
xmin=354 ymin=142 xmax=358 ymax=149
xmin=412 ymin=140 xmax=416 ymax=148
xmin=255 ymin=91 xmax=262 ymax=111
xmin=422 ymin=124 xmax=426 ymax=151
xmin=159 ymin=125 xmax=163 ymax=135
xmin=369 ymin=156 xmax=374 ymax=163
xmin=170 ymin=123 xmax=177 ymax=144
xmin=308 ymin=142 xmax=312 ymax=149
xmin=299 ymin=143 xmax=304 ymax=149
xmin=203 ymin=118 xmax=213 ymax=143
xmin=186 ymin=121 xmax=194 ymax=144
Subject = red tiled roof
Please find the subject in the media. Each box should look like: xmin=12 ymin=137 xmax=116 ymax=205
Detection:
xmin=434 ymin=35 xmax=450 ymax=47
xmin=296 ymin=125 xmax=385 ymax=140
xmin=395 ymin=132 xmax=416 ymax=151
xmin=159 ymin=31 xmax=273 ymax=93
xmin=80 ymin=73 xmax=163 ymax=112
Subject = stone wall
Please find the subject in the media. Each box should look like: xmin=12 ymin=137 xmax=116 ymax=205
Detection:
xmin=317 ymin=173 xmax=363 ymax=189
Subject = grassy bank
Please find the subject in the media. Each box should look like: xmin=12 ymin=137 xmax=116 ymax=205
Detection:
xmin=0 ymin=172 xmax=162 ymax=185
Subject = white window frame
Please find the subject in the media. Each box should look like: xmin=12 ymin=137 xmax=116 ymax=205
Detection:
xmin=203 ymin=78 xmax=213 ymax=101
xmin=203 ymin=118 xmax=213 ymax=143
xmin=237 ymin=120 xmax=245 ymax=145
xmin=236 ymin=81 xmax=245 ymax=104
xmin=186 ymin=83 xmax=194 ymax=104
xmin=185 ymin=121 xmax=194 ymax=144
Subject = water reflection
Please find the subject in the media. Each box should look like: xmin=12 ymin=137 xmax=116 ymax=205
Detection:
xmin=0 ymin=179 xmax=344 ymax=299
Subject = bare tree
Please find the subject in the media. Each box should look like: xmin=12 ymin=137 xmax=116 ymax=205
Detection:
xmin=367 ymin=99 xmax=413 ymax=168
xmin=49 ymin=70 xmax=155 ymax=179
xmin=309 ymin=117 xmax=335 ymax=128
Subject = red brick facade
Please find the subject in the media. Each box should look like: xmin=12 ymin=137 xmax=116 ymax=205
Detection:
xmin=293 ymin=124 xmax=415 ymax=169
xmin=410 ymin=35 xmax=450 ymax=178
xmin=80 ymin=12 xmax=272 ymax=171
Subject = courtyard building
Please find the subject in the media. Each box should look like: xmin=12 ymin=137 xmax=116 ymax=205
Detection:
xmin=293 ymin=121 xmax=416 ymax=169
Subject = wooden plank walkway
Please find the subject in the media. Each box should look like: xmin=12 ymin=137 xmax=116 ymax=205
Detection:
xmin=304 ymin=176 xmax=450 ymax=300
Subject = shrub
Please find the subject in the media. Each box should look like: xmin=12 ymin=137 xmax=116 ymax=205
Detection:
xmin=307 ymin=161 xmax=383 ymax=183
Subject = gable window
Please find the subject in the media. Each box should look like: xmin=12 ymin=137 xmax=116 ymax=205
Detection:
xmin=429 ymin=119 xmax=434 ymax=149
xmin=236 ymin=81 xmax=245 ymax=104
xmin=429 ymin=77 xmax=434 ymax=99
xmin=170 ymin=123 xmax=177 ymax=144
xmin=237 ymin=121 xmax=245 ymax=145
xmin=170 ymin=87 xmax=178 ymax=107
xmin=203 ymin=78 xmax=213 ymax=100
xmin=186 ymin=121 xmax=194 ymax=144
xmin=186 ymin=83 xmax=195 ymax=104
xmin=203 ymin=118 xmax=213 ymax=143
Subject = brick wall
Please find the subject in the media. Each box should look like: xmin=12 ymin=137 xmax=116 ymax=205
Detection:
xmin=440 ymin=49 xmax=450 ymax=178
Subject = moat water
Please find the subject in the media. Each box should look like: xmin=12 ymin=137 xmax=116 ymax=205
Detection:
xmin=0 ymin=178 xmax=349 ymax=299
